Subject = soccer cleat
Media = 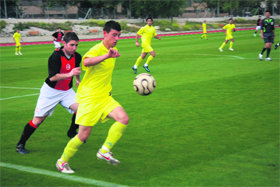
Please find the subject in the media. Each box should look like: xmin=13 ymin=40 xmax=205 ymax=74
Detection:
xmin=275 ymin=44 xmax=278 ymax=50
xmin=97 ymin=150 xmax=120 ymax=165
xmin=15 ymin=52 xmax=19 ymax=55
xmin=18 ymin=52 xmax=22 ymax=55
xmin=265 ymin=57 xmax=272 ymax=61
xmin=259 ymin=54 xmax=263 ymax=61
xmin=229 ymin=48 xmax=234 ymax=51
xmin=16 ymin=144 xmax=29 ymax=154
xmin=219 ymin=48 xmax=223 ymax=52
xmin=143 ymin=65 xmax=150 ymax=72
xmin=132 ymin=67 xmax=137 ymax=74
xmin=56 ymin=159 xmax=74 ymax=173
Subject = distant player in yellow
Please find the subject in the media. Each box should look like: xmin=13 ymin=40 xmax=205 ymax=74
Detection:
xmin=201 ymin=20 xmax=207 ymax=40
xmin=13 ymin=29 xmax=23 ymax=55
xmin=56 ymin=20 xmax=129 ymax=173
xmin=132 ymin=17 xmax=161 ymax=74
xmin=219 ymin=18 xmax=236 ymax=52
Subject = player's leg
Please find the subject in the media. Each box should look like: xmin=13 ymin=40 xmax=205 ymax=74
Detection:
xmin=16 ymin=116 xmax=46 ymax=154
xmin=57 ymin=126 xmax=90 ymax=173
xmin=67 ymin=102 xmax=79 ymax=138
xmin=97 ymin=98 xmax=129 ymax=165
xmin=15 ymin=45 xmax=19 ymax=55
xmin=132 ymin=52 xmax=147 ymax=74
xmin=275 ymin=43 xmax=280 ymax=50
xmin=18 ymin=44 xmax=22 ymax=55
xmin=229 ymin=38 xmax=234 ymax=51
xmin=265 ymin=42 xmax=272 ymax=61
xmin=143 ymin=51 xmax=155 ymax=72
xmin=219 ymin=40 xmax=228 ymax=52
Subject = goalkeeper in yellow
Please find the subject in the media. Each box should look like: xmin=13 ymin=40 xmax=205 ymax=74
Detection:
xmin=13 ymin=29 xmax=23 ymax=55
xmin=201 ymin=20 xmax=207 ymax=40
xmin=132 ymin=17 xmax=161 ymax=74
xmin=219 ymin=18 xmax=236 ymax=52
xmin=56 ymin=21 xmax=129 ymax=173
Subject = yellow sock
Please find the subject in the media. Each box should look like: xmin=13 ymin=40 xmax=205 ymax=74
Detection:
xmin=19 ymin=46 xmax=22 ymax=52
xmin=205 ymin=34 xmax=207 ymax=39
xmin=146 ymin=55 xmax=154 ymax=65
xmin=101 ymin=121 xmax=127 ymax=153
xmin=135 ymin=56 xmax=142 ymax=67
xmin=230 ymin=41 xmax=233 ymax=49
xmin=220 ymin=42 xmax=226 ymax=49
xmin=61 ymin=135 xmax=83 ymax=162
xmin=15 ymin=47 xmax=18 ymax=53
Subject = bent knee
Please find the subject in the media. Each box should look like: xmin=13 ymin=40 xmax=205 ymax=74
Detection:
xmin=118 ymin=115 xmax=129 ymax=125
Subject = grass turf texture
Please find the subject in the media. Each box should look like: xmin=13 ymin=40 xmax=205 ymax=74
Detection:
xmin=0 ymin=29 xmax=279 ymax=186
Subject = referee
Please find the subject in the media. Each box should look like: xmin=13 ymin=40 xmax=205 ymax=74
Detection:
xmin=259 ymin=10 xmax=275 ymax=61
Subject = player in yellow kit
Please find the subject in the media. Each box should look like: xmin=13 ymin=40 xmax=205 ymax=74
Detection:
xmin=219 ymin=18 xmax=236 ymax=52
xmin=201 ymin=20 xmax=207 ymax=40
xmin=56 ymin=20 xmax=129 ymax=173
xmin=132 ymin=17 xmax=161 ymax=74
xmin=13 ymin=29 xmax=23 ymax=55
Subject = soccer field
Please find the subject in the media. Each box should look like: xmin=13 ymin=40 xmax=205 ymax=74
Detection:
xmin=0 ymin=29 xmax=279 ymax=187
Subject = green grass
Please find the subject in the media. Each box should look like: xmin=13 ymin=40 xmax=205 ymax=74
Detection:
xmin=0 ymin=30 xmax=279 ymax=187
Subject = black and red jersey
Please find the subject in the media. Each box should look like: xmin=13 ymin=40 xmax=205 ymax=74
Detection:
xmin=257 ymin=18 xmax=262 ymax=26
xmin=45 ymin=47 xmax=81 ymax=91
xmin=52 ymin=32 xmax=64 ymax=42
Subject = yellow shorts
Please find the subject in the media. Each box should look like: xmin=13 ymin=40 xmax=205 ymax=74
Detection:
xmin=142 ymin=44 xmax=153 ymax=53
xmin=15 ymin=41 xmax=21 ymax=47
xmin=76 ymin=96 xmax=121 ymax=126
xmin=226 ymin=35 xmax=233 ymax=40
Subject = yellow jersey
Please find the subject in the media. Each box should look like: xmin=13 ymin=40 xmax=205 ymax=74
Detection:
xmin=76 ymin=41 xmax=117 ymax=103
xmin=202 ymin=23 xmax=207 ymax=33
xmin=223 ymin=24 xmax=235 ymax=36
xmin=137 ymin=24 xmax=157 ymax=47
xmin=13 ymin=32 xmax=21 ymax=42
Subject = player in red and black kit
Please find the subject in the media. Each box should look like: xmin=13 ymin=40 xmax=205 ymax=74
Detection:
xmin=16 ymin=32 xmax=82 ymax=154
xmin=254 ymin=16 xmax=262 ymax=37
xmin=52 ymin=28 xmax=64 ymax=49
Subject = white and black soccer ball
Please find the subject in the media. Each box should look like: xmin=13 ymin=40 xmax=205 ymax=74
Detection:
xmin=133 ymin=73 xmax=156 ymax=96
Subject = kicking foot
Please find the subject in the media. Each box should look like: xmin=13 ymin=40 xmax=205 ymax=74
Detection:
xmin=97 ymin=150 xmax=120 ymax=165
xmin=56 ymin=159 xmax=74 ymax=173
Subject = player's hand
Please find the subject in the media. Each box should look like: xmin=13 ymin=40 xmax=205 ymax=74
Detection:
xmin=71 ymin=67 xmax=81 ymax=76
xmin=108 ymin=48 xmax=120 ymax=58
xmin=75 ymin=80 xmax=80 ymax=87
xmin=136 ymin=42 xmax=140 ymax=47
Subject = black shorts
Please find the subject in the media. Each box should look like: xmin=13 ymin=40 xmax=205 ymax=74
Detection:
xmin=263 ymin=33 xmax=274 ymax=43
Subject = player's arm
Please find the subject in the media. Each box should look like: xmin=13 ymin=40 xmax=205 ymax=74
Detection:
xmin=48 ymin=53 xmax=81 ymax=82
xmin=75 ymin=75 xmax=80 ymax=87
xmin=52 ymin=32 xmax=57 ymax=41
xmin=260 ymin=21 xmax=264 ymax=39
xmin=136 ymin=34 xmax=140 ymax=47
xmin=83 ymin=48 xmax=120 ymax=67
xmin=154 ymin=35 xmax=161 ymax=40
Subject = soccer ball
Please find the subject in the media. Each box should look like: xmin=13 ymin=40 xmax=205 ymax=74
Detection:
xmin=133 ymin=73 xmax=156 ymax=96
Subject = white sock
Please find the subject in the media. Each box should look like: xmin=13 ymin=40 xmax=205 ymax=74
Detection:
xmin=144 ymin=63 xmax=148 ymax=67
xmin=133 ymin=65 xmax=137 ymax=69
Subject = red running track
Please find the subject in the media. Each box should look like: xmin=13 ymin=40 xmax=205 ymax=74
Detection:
xmin=0 ymin=27 xmax=256 ymax=47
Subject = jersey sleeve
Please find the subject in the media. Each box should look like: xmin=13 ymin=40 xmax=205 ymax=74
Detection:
xmin=223 ymin=24 xmax=227 ymax=30
xmin=48 ymin=52 xmax=61 ymax=78
xmin=153 ymin=28 xmax=157 ymax=37
xmin=81 ymin=47 xmax=99 ymax=71
xmin=261 ymin=20 xmax=264 ymax=30
xmin=52 ymin=32 xmax=58 ymax=38
xmin=137 ymin=27 xmax=144 ymax=36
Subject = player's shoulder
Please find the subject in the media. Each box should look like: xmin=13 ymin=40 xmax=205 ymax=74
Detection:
xmin=50 ymin=48 xmax=62 ymax=59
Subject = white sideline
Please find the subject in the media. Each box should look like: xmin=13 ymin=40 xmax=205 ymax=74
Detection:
xmin=0 ymin=93 xmax=39 ymax=101
xmin=0 ymin=86 xmax=40 ymax=90
xmin=0 ymin=162 xmax=128 ymax=187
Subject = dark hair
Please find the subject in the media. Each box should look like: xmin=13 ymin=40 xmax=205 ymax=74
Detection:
xmin=146 ymin=17 xmax=153 ymax=21
xmin=265 ymin=10 xmax=271 ymax=14
xmin=229 ymin=18 xmax=233 ymax=21
xmin=63 ymin=32 xmax=79 ymax=43
xmin=103 ymin=20 xmax=121 ymax=33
